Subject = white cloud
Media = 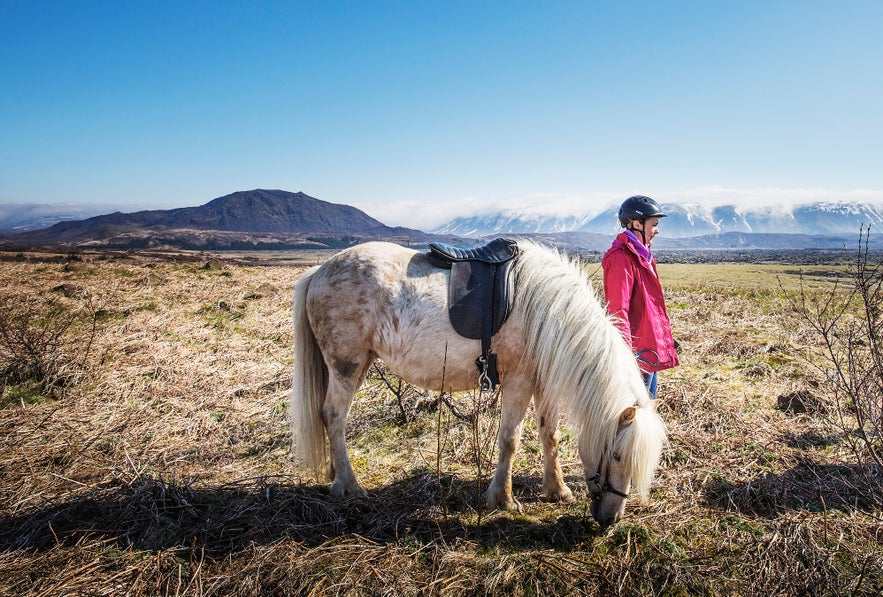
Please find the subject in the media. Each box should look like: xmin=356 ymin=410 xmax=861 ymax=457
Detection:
xmin=0 ymin=201 xmax=124 ymax=227
xmin=358 ymin=187 xmax=883 ymax=231
xmin=657 ymin=186 xmax=883 ymax=209
xmin=356 ymin=191 xmax=623 ymax=230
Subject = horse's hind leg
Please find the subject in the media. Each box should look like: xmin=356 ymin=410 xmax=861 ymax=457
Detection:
xmin=536 ymin=397 xmax=575 ymax=503
xmin=324 ymin=356 xmax=373 ymax=498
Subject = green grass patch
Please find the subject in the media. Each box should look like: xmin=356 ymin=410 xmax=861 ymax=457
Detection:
xmin=0 ymin=383 xmax=53 ymax=407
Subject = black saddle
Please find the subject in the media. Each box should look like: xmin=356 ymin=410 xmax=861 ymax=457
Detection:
xmin=427 ymin=238 xmax=519 ymax=265
xmin=427 ymin=238 xmax=520 ymax=390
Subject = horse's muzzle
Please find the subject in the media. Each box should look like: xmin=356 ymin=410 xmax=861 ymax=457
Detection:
xmin=590 ymin=499 xmax=621 ymax=528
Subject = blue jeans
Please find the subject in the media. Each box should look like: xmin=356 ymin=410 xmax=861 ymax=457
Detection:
xmin=642 ymin=371 xmax=658 ymax=400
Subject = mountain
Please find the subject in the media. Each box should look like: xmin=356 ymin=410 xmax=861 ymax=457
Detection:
xmin=4 ymin=189 xmax=434 ymax=250
xmin=433 ymin=211 xmax=593 ymax=237
xmin=40 ymin=189 xmax=412 ymax=237
xmin=434 ymin=201 xmax=883 ymax=238
xmin=5 ymin=191 xmax=882 ymax=252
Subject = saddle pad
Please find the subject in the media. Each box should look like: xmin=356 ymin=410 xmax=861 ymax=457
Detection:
xmin=447 ymin=259 xmax=515 ymax=339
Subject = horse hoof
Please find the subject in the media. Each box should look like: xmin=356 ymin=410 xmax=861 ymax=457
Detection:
xmin=330 ymin=480 xmax=367 ymax=498
xmin=486 ymin=494 xmax=523 ymax=513
xmin=506 ymin=499 xmax=524 ymax=513
xmin=542 ymin=486 xmax=576 ymax=503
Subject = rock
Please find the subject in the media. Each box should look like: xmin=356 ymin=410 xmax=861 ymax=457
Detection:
xmin=245 ymin=283 xmax=276 ymax=299
xmin=777 ymin=390 xmax=828 ymax=415
xmin=139 ymin=272 xmax=166 ymax=287
xmin=52 ymin=283 xmax=89 ymax=298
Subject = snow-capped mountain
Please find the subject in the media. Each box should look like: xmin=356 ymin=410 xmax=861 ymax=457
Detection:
xmin=433 ymin=211 xmax=593 ymax=237
xmin=433 ymin=202 xmax=883 ymax=239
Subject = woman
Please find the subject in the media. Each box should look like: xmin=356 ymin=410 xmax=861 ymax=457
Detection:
xmin=602 ymin=195 xmax=679 ymax=399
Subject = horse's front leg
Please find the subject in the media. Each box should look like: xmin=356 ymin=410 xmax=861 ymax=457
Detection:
xmin=324 ymin=372 xmax=368 ymax=498
xmin=485 ymin=379 xmax=532 ymax=512
xmin=536 ymin=399 xmax=575 ymax=503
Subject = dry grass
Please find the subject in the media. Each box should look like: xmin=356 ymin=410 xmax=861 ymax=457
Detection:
xmin=0 ymin=249 xmax=881 ymax=596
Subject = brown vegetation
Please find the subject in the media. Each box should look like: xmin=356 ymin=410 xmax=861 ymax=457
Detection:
xmin=0 ymin=249 xmax=880 ymax=595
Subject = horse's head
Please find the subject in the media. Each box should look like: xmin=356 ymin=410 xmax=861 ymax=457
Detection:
xmin=581 ymin=405 xmax=667 ymax=527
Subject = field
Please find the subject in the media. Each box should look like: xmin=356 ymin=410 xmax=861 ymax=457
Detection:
xmin=0 ymin=248 xmax=881 ymax=595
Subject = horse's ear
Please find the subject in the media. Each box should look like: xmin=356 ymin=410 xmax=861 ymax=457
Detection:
xmin=618 ymin=406 xmax=637 ymax=428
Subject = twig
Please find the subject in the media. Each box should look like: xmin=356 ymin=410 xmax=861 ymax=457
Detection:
xmin=437 ymin=343 xmax=448 ymax=517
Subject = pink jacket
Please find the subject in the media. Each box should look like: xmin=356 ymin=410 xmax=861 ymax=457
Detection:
xmin=601 ymin=231 xmax=679 ymax=373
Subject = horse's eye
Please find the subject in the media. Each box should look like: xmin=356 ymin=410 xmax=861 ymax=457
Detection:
xmin=613 ymin=452 xmax=622 ymax=462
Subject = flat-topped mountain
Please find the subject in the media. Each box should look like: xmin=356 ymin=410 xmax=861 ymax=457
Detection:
xmin=5 ymin=189 xmax=433 ymax=250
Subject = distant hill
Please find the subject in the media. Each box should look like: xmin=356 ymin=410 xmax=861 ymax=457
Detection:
xmin=479 ymin=230 xmax=877 ymax=252
xmin=3 ymin=189 xmax=438 ymax=250
xmin=652 ymin=230 xmax=866 ymax=250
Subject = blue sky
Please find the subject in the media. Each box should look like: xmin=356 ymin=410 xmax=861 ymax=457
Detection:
xmin=1 ymin=1 xmax=882 ymax=229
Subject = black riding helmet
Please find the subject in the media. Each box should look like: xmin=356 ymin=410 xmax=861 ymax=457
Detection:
xmin=618 ymin=195 xmax=666 ymax=228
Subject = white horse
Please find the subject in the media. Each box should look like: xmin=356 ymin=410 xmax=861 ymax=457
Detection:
xmin=290 ymin=241 xmax=666 ymax=526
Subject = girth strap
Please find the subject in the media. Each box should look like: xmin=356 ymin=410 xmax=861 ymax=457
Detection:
xmin=478 ymin=260 xmax=499 ymax=390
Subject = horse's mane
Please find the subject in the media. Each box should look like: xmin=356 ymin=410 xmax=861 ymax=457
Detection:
xmin=514 ymin=242 xmax=665 ymax=498
xmin=613 ymin=408 xmax=667 ymax=500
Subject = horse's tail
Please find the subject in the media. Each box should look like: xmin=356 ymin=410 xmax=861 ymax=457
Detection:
xmin=290 ymin=266 xmax=329 ymax=478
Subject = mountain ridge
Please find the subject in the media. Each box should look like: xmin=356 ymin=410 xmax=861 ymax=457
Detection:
xmin=434 ymin=201 xmax=883 ymax=238
xmin=2 ymin=191 xmax=881 ymax=251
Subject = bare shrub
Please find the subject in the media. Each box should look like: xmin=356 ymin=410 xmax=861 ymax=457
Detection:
xmin=367 ymin=360 xmax=497 ymax=424
xmin=367 ymin=361 xmax=434 ymax=423
xmin=788 ymin=227 xmax=883 ymax=489
xmin=366 ymin=358 xmax=501 ymax=513
xmin=0 ymin=293 xmax=102 ymax=399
